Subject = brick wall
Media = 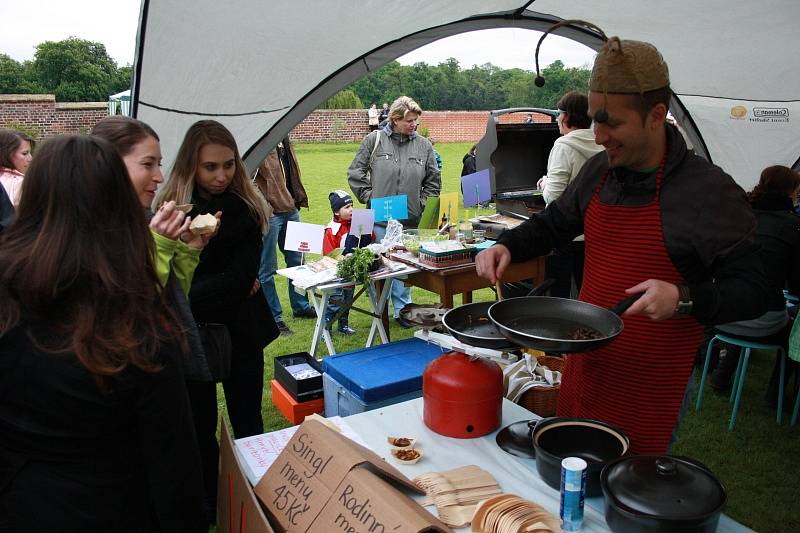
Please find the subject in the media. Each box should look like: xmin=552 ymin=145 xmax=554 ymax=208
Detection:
xmin=0 ymin=95 xmax=108 ymax=138
xmin=290 ymin=109 xmax=554 ymax=143
xmin=0 ymin=95 xmax=553 ymax=144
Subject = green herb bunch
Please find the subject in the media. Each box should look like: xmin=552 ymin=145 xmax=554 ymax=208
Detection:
xmin=336 ymin=248 xmax=376 ymax=284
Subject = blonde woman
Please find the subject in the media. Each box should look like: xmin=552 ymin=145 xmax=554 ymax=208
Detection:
xmin=155 ymin=119 xmax=277 ymax=521
xmin=347 ymin=95 xmax=441 ymax=326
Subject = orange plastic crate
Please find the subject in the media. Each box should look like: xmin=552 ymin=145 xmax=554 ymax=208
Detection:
xmin=270 ymin=379 xmax=324 ymax=425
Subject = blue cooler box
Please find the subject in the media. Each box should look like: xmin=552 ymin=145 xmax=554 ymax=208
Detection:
xmin=322 ymin=338 xmax=443 ymax=417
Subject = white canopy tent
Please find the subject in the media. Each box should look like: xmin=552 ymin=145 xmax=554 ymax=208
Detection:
xmin=132 ymin=0 xmax=800 ymax=190
xmin=109 ymin=89 xmax=131 ymax=117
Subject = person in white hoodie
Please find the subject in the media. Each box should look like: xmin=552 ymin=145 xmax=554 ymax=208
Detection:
xmin=537 ymin=91 xmax=604 ymax=297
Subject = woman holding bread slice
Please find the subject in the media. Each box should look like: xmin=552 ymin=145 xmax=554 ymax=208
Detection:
xmin=93 ymin=117 xmax=216 ymax=383
xmin=155 ymin=119 xmax=279 ymax=522
xmin=92 ymin=116 xmax=214 ymax=294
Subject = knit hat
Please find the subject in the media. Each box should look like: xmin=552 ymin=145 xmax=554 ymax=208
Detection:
xmin=590 ymin=37 xmax=669 ymax=94
xmin=329 ymin=190 xmax=353 ymax=213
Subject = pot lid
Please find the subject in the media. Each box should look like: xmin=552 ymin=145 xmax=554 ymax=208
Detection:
xmin=602 ymin=455 xmax=726 ymax=519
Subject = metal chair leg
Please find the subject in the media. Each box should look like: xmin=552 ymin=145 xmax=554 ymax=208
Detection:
xmin=730 ymin=347 xmax=746 ymax=406
xmin=778 ymin=348 xmax=785 ymax=424
xmin=696 ymin=336 xmax=718 ymax=412
xmin=729 ymin=348 xmax=751 ymax=431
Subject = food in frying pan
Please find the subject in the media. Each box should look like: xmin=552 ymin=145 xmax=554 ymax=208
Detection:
xmin=570 ymin=326 xmax=604 ymax=340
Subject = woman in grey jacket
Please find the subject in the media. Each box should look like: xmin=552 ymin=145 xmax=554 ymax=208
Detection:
xmin=347 ymin=96 xmax=440 ymax=324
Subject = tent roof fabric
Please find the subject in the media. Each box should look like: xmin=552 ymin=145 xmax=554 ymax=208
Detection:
xmin=133 ymin=0 xmax=800 ymax=189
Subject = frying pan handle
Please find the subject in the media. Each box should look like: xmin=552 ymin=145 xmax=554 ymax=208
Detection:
xmin=609 ymin=292 xmax=644 ymax=315
xmin=526 ymin=278 xmax=556 ymax=297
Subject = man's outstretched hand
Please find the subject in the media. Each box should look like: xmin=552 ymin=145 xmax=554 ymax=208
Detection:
xmin=475 ymin=244 xmax=511 ymax=285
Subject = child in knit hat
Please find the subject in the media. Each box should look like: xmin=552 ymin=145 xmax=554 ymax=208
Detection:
xmin=322 ymin=190 xmax=366 ymax=335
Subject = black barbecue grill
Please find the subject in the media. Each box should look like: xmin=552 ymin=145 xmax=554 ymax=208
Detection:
xmin=476 ymin=108 xmax=560 ymax=218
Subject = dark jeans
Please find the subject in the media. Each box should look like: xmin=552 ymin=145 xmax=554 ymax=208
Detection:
xmin=186 ymin=339 xmax=265 ymax=513
xmin=545 ymin=241 xmax=584 ymax=299
xmin=259 ymin=210 xmax=312 ymax=322
xmin=325 ymin=287 xmax=354 ymax=327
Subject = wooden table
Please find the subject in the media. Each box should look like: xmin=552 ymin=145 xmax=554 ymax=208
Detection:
xmin=404 ymin=256 xmax=545 ymax=308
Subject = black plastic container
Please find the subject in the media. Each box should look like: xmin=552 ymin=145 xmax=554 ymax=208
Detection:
xmin=273 ymin=352 xmax=323 ymax=402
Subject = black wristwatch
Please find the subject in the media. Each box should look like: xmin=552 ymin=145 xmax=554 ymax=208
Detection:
xmin=675 ymin=285 xmax=693 ymax=316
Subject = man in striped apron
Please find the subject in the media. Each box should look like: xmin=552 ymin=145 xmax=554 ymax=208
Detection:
xmin=476 ymin=36 xmax=768 ymax=454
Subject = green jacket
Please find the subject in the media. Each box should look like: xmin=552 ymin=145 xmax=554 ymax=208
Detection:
xmin=152 ymin=231 xmax=200 ymax=294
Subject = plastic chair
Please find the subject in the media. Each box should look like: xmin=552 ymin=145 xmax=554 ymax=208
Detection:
xmin=695 ymin=333 xmax=785 ymax=431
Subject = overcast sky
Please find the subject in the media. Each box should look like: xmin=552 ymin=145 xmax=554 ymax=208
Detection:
xmin=0 ymin=1 xmax=595 ymax=71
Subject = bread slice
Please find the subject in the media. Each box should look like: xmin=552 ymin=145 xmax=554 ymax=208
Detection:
xmin=189 ymin=213 xmax=218 ymax=235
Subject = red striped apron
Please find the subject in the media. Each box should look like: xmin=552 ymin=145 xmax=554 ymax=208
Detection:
xmin=556 ymin=156 xmax=704 ymax=454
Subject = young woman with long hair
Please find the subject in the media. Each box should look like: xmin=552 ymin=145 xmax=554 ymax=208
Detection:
xmin=0 ymin=135 xmax=206 ymax=531
xmin=92 ymin=115 xmax=217 ymax=384
xmin=155 ymin=119 xmax=278 ymax=519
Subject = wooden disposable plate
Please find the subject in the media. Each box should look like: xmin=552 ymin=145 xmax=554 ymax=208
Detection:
xmin=387 ymin=436 xmax=417 ymax=450
xmin=471 ymin=494 xmax=560 ymax=533
xmin=471 ymin=494 xmax=517 ymax=532
xmin=390 ymin=448 xmax=423 ymax=465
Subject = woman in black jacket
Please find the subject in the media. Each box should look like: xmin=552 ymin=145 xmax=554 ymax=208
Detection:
xmin=710 ymin=165 xmax=800 ymax=403
xmin=0 ymin=136 xmax=206 ymax=532
xmin=155 ymin=120 xmax=278 ymax=519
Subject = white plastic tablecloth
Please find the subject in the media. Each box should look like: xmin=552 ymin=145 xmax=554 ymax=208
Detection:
xmin=344 ymin=398 xmax=754 ymax=533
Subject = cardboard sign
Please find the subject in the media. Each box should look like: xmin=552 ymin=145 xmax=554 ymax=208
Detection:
xmin=349 ymin=208 xmax=374 ymax=236
xmin=284 ymin=221 xmax=325 ymax=254
xmin=255 ymin=419 xmax=446 ymax=533
xmin=307 ymin=469 xmax=446 ymax=533
xmin=461 ymin=169 xmax=492 ymax=207
xmin=235 ymin=416 xmax=372 ymax=486
xmin=372 ymin=194 xmax=408 ymax=222
xmin=218 ymin=422 xmax=275 ymax=533
xmin=417 ymin=196 xmax=440 ymax=230
xmin=437 ymin=191 xmax=459 ymax=227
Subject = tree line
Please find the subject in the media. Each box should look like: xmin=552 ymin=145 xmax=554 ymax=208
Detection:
xmin=0 ymin=38 xmax=131 ymax=102
xmin=1 ymin=37 xmax=590 ymax=110
xmin=322 ymin=58 xmax=591 ymax=111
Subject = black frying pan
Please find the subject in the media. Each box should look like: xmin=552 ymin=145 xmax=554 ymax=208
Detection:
xmin=442 ymin=301 xmax=516 ymax=349
xmin=488 ymin=293 xmax=642 ymax=353
xmin=442 ymin=279 xmax=555 ymax=350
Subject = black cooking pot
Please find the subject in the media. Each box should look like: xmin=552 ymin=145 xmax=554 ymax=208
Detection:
xmin=531 ymin=417 xmax=630 ymax=497
xmin=601 ymin=455 xmax=726 ymax=533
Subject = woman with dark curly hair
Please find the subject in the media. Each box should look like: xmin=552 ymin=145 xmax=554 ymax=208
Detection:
xmin=0 ymin=135 xmax=206 ymax=531
xmin=709 ymin=165 xmax=800 ymax=405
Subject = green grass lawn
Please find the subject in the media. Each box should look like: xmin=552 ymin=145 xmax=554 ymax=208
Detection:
xmin=224 ymin=142 xmax=797 ymax=533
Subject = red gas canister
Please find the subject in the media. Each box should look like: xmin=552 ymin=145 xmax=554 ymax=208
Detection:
xmin=423 ymin=351 xmax=503 ymax=438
